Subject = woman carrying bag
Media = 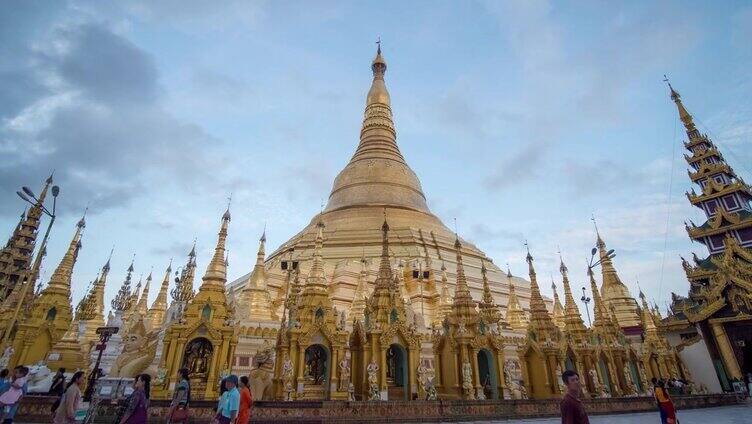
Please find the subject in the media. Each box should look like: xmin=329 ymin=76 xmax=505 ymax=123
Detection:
xmin=168 ymin=368 xmax=191 ymax=423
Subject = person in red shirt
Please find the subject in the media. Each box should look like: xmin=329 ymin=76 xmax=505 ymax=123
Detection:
xmin=560 ymin=370 xmax=590 ymax=424
xmin=237 ymin=376 xmax=253 ymax=424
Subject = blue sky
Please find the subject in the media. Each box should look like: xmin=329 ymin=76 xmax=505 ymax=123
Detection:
xmin=1 ymin=0 xmax=750 ymax=318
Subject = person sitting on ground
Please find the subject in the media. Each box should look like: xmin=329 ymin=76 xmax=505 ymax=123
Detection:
xmin=560 ymin=369 xmax=589 ymax=424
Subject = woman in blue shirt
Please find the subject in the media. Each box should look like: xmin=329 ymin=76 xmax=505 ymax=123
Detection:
xmin=215 ymin=375 xmax=239 ymax=424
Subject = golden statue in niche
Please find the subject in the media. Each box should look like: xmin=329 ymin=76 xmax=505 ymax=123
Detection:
xmin=183 ymin=337 xmax=213 ymax=376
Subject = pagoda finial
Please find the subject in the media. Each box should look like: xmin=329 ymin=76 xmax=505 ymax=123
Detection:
xmin=202 ymin=206 xmax=231 ymax=287
xmin=664 ymin=77 xmax=698 ymax=136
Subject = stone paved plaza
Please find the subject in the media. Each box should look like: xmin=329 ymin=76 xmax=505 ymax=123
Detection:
xmin=468 ymin=404 xmax=752 ymax=424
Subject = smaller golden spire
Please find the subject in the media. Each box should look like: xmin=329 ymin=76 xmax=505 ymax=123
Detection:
xmin=664 ymin=75 xmax=698 ymax=135
xmin=136 ymin=271 xmax=152 ymax=315
xmin=452 ymin=236 xmax=473 ymax=305
xmin=148 ymin=260 xmax=172 ymax=328
xmin=44 ymin=210 xmax=86 ymax=296
xmin=111 ymin=259 xmax=135 ymax=312
xmin=202 ymin=206 xmax=231 ymax=287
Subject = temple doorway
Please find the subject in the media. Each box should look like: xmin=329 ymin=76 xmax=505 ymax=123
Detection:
xmin=182 ymin=337 xmax=214 ymax=399
xmin=386 ymin=343 xmax=408 ymax=400
xmin=477 ymin=349 xmax=498 ymax=400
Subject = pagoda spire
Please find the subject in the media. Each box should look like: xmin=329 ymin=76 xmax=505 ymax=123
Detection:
xmin=148 ymin=260 xmax=172 ymax=328
xmin=551 ymin=279 xmax=565 ymax=331
xmin=559 ymin=258 xmax=586 ymax=332
xmin=0 ymin=175 xmax=54 ymax=298
xmin=79 ymin=251 xmax=111 ymax=321
xmin=136 ymin=271 xmax=152 ymax=315
xmin=638 ymin=290 xmax=659 ymax=338
xmin=44 ymin=212 xmax=86 ymax=297
xmin=111 ymin=260 xmax=135 ymax=313
xmin=505 ymin=272 xmax=528 ymax=331
xmin=239 ymin=231 xmax=276 ymax=322
xmin=201 ymin=207 xmax=231 ymax=288
xmin=324 ymin=43 xmax=429 ymax=214
xmin=524 ymin=245 xmax=559 ymax=342
xmin=171 ymin=243 xmax=196 ymax=303
xmin=668 ymin=83 xmax=752 ymax=258
xmin=434 ymin=261 xmax=452 ymax=325
xmin=452 ymin=236 xmax=474 ymax=307
xmin=303 ymin=221 xmax=328 ymax=293
xmin=666 ymin=79 xmax=700 ymax=139
xmin=349 ymin=252 xmax=369 ymax=319
xmin=593 ymin=230 xmax=641 ymax=329
xmin=478 ymin=259 xmax=503 ymax=327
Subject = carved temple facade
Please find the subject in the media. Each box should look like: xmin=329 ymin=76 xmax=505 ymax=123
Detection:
xmin=0 ymin=46 xmax=704 ymax=402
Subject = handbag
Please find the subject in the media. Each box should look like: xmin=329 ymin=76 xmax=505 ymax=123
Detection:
xmin=170 ymin=404 xmax=190 ymax=422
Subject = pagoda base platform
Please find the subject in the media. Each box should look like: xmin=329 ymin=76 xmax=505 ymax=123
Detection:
xmin=15 ymin=393 xmax=741 ymax=423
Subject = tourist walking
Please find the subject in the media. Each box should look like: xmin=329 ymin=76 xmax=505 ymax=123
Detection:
xmin=214 ymin=375 xmax=240 ymax=424
xmin=120 ymin=373 xmax=151 ymax=424
xmin=48 ymin=368 xmax=66 ymax=396
xmin=238 ymin=376 xmax=252 ymax=424
xmin=168 ymin=368 xmax=191 ymax=424
xmin=53 ymin=370 xmax=84 ymax=424
xmin=0 ymin=366 xmax=28 ymax=422
xmin=560 ymin=370 xmax=589 ymax=424
xmin=654 ymin=379 xmax=677 ymax=424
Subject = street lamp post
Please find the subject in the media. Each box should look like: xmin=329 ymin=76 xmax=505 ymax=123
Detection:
xmin=84 ymin=326 xmax=119 ymax=402
xmin=0 ymin=181 xmax=59 ymax=353
xmin=580 ymin=287 xmax=592 ymax=326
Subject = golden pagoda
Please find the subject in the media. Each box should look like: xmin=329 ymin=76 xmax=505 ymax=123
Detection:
xmin=228 ymin=45 xmax=539 ymax=333
xmin=662 ymin=82 xmax=752 ymax=392
xmin=557 ymin=258 xmax=595 ymax=397
xmin=237 ymin=232 xmax=277 ymax=323
xmin=9 ymin=214 xmax=85 ymax=367
xmin=595 ymin=231 xmax=642 ymax=334
xmin=639 ymin=290 xmax=680 ymax=382
xmin=518 ymin=248 xmax=561 ymax=399
xmin=154 ymin=208 xmax=237 ymax=400
xmin=587 ymin=267 xmax=639 ymax=397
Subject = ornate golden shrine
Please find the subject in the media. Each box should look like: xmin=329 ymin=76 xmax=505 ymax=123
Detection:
xmin=662 ymin=83 xmax=752 ymax=392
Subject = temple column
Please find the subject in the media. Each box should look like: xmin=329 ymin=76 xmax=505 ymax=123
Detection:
xmin=380 ymin=347 xmax=388 ymax=399
xmin=329 ymin=346 xmax=339 ymax=398
xmin=471 ymin=348 xmax=482 ymax=398
xmin=407 ymin=347 xmax=416 ymax=399
xmin=296 ymin=343 xmax=306 ymax=393
xmin=495 ymin=350 xmax=507 ymax=399
xmin=433 ymin=348 xmax=443 ymax=389
xmin=710 ymin=321 xmax=741 ymax=379
xmin=576 ymin=359 xmax=589 ymax=396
